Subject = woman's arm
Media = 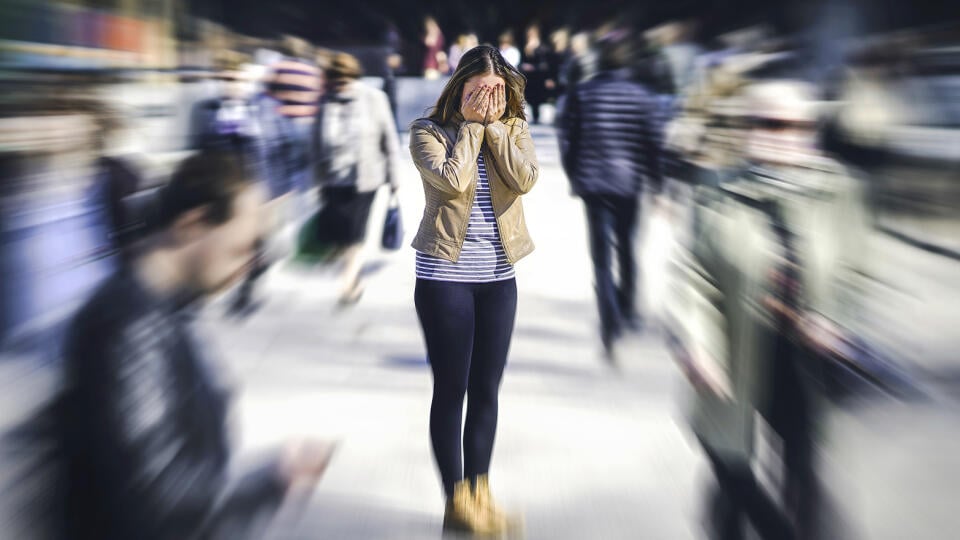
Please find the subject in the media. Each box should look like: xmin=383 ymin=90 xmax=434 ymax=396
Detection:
xmin=409 ymin=120 xmax=484 ymax=195
xmin=483 ymin=120 xmax=539 ymax=194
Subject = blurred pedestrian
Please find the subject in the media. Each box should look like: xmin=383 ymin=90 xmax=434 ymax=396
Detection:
xmin=498 ymin=31 xmax=521 ymax=68
xmin=448 ymin=33 xmax=479 ymax=74
xmin=272 ymin=36 xmax=322 ymax=128
xmin=547 ymin=28 xmax=571 ymax=100
xmin=743 ymin=78 xmax=869 ymax=540
xmin=27 ymin=151 xmax=336 ymax=540
xmin=558 ymin=36 xmax=665 ymax=360
xmin=560 ymin=31 xmax=598 ymax=91
xmin=423 ymin=16 xmax=448 ymax=79
xmin=383 ymin=22 xmax=404 ymax=126
xmin=189 ymin=58 xmax=260 ymax=156
xmin=662 ymin=75 xmax=795 ymax=540
xmin=409 ymin=44 xmax=537 ymax=535
xmin=520 ymin=24 xmax=552 ymax=124
xmin=226 ymin=56 xmax=313 ymax=318
xmin=313 ymin=52 xmax=400 ymax=305
xmin=84 ymin=103 xmax=146 ymax=267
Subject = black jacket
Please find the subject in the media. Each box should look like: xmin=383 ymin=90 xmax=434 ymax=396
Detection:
xmin=558 ymin=69 xmax=664 ymax=197
xmin=48 ymin=270 xmax=287 ymax=540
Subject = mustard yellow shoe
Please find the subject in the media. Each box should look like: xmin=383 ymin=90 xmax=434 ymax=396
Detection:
xmin=473 ymin=475 xmax=523 ymax=535
xmin=443 ymin=479 xmax=501 ymax=535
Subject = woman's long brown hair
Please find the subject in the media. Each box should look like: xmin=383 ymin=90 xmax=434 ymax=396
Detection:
xmin=427 ymin=44 xmax=527 ymax=125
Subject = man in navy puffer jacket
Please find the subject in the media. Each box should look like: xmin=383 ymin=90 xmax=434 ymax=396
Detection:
xmin=558 ymin=36 xmax=665 ymax=359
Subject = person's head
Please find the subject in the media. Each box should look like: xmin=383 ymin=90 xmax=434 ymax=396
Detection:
xmin=551 ymin=28 xmax=570 ymax=52
xmin=465 ymin=33 xmax=479 ymax=49
xmin=499 ymin=31 xmax=515 ymax=48
xmin=427 ymin=44 xmax=527 ymax=125
xmin=526 ymin=25 xmax=541 ymax=43
xmin=214 ymin=55 xmax=253 ymax=100
xmin=281 ymin=35 xmax=313 ymax=60
xmin=156 ymin=150 xmax=265 ymax=296
xmin=325 ymin=52 xmax=363 ymax=93
xmin=570 ymin=32 xmax=591 ymax=56
xmin=744 ymin=79 xmax=820 ymax=165
xmin=596 ymin=34 xmax=633 ymax=71
xmin=425 ymin=16 xmax=439 ymax=33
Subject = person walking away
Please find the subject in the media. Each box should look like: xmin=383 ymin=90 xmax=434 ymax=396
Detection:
xmin=558 ymin=36 xmax=665 ymax=360
xmin=546 ymin=28 xmax=571 ymax=116
xmin=313 ymin=52 xmax=400 ymax=305
xmin=448 ymin=33 xmax=479 ymax=74
xmin=520 ymin=24 xmax=553 ymax=124
xmin=498 ymin=31 xmax=521 ymax=68
xmin=409 ymin=44 xmax=537 ymax=535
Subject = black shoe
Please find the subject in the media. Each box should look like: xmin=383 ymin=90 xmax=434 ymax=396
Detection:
xmin=601 ymin=327 xmax=621 ymax=364
xmin=227 ymin=293 xmax=263 ymax=320
xmin=623 ymin=315 xmax=645 ymax=333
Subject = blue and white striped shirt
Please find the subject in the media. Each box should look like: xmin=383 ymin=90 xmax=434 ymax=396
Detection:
xmin=415 ymin=153 xmax=515 ymax=283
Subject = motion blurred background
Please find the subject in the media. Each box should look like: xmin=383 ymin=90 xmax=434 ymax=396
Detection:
xmin=0 ymin=0 xmax=958 ymax=538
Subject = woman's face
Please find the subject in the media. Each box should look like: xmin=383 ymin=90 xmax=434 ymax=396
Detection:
xmin=461 ymin=73 xmax=505 ymax=108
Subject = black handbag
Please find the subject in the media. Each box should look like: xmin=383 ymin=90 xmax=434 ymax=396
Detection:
xmin=381 ymin=193 xmax=403 ymax=251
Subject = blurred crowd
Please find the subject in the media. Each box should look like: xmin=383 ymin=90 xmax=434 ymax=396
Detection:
xmin=555 ymin=17 xmax=959 ymax=540
xmin=0 ymin=2 xmax=958 ymax=538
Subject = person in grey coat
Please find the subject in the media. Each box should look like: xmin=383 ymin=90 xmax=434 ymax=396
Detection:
xmin=313 ymin=52 xmax=401 ymax=305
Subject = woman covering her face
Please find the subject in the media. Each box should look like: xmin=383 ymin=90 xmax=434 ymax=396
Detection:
xmin=408 ymin=44 xmax=538 ymax=535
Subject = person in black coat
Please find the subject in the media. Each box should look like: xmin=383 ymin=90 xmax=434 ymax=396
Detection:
xmin=558 ymin=36 xmax=665 ymax=359
xmin=16 ymin=151 xmax=335 ymax=540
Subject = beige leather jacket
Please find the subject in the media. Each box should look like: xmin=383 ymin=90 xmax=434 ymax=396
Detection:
xmin=409 ymin=116 xmax=538 ymax=264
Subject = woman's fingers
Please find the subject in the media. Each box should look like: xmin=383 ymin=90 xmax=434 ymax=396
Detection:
xmin=475 ymin=85 xmax=492 ymax=108
xmin=468 ymin=85 xmax=484 ymax=109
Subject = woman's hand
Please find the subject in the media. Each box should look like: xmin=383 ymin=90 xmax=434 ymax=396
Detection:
xmin=485 ymin=83 xmax=506 ymax=124
xmin=461 ymin=85 xmax=491 ymax=123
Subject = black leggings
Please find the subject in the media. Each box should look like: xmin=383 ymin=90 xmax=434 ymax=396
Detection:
xmin=415 ymin=278 xmax=517 ymax=497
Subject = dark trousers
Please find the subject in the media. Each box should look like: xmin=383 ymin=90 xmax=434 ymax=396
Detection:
xmin=582 ymin=194 xmax=639 ymax=340
xmin=766 ymin=338 xmax=819 ymax=539
xmin=703 ymin=447 xmax=796 ymax=540
xmin=230 ymin=237 xmax=269 ymax=313
xmin=414 ymin=278 xmax=517 ymax=497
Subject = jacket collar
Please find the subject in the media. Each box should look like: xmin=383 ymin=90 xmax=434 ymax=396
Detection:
xmin=593 ymin=68 xmax=634 ymax=81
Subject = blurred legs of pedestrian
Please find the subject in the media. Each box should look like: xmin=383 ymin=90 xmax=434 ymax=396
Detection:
xmin=766 ymin=340 xmax=820 ymax=539
xmin=583 ymin=194 xmax=640 ymax=358
xmin=338 ymin=243 xmax=366 ymax=304
xmin=319 ymin=186 xmax=376 ymax=306
xmin=228 ymin=193 xmax=294 ymax=318
xmin=703 ymin=445 xmax=796 ymax=540
xmin=229 ymin=237 xmax=268 ymax=317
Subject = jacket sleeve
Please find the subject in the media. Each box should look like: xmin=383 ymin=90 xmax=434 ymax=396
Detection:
xmin=409 ymin=120 xmax=484 ymax=195
xmin=91 ymin=323 xmax=288 ymax=539
xmin=376 ymin=91 xmax=401 ymax=190
xmin=483 ymin=120 xmax=539 ymax=195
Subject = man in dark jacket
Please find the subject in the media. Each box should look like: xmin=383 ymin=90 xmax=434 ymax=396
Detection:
xmin=558 ymin=36 xmax=664 ymax=359
xmin=44 ymin=151 xmax=334 ymax=539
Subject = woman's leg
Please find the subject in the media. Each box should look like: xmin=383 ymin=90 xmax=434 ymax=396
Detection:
xmin=339 ymin=243 xmax=365 ymax=302
xmin=415 ymin=279 xmax=477 ymax=497
xmin=463 ymin=278 xmax=517 ymax=482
